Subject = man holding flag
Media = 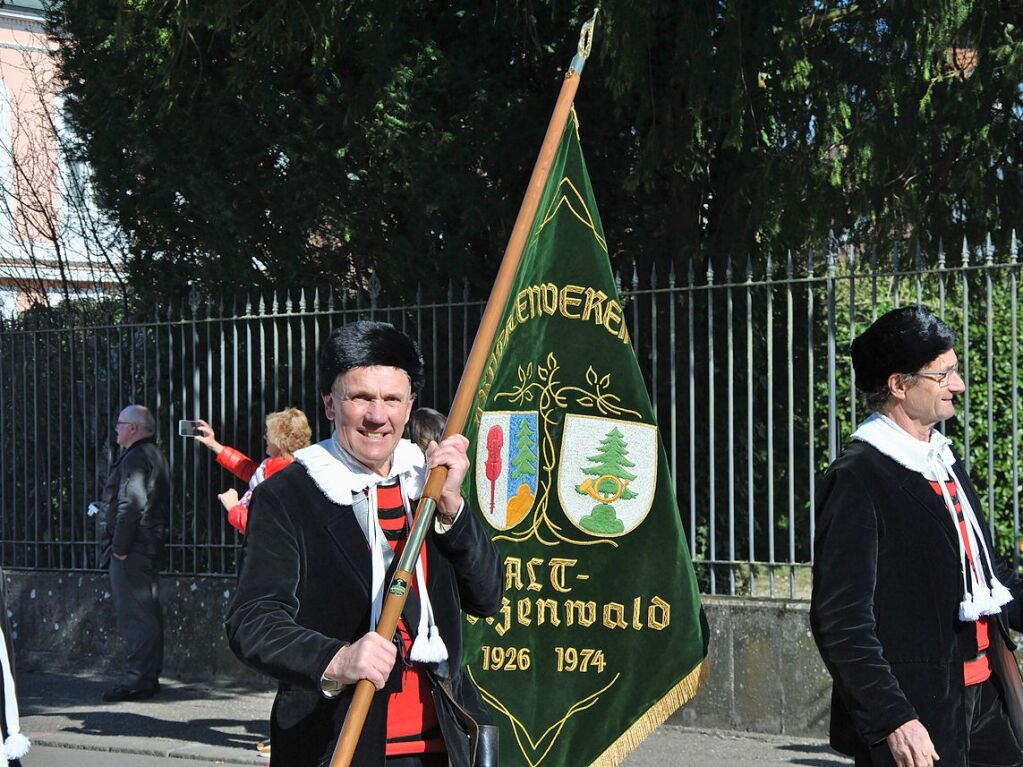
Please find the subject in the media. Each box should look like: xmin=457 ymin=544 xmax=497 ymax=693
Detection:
xmin=230 ymin=14 xmax=707 ymax=767
xmin=226 ymin=321 xmax=503 ymax=767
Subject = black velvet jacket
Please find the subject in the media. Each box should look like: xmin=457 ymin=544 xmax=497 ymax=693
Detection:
xmin=810 ymin=440 xmax=1023 ymax=765
xmin=225 ymin=462 xmax=503 ymax=767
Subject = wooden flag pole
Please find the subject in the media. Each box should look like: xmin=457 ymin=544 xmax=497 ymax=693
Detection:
xmin=329 ymin=11 xmax=597 ymax=767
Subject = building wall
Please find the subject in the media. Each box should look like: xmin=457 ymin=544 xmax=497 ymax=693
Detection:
xmin=0 ymin=5 xmax=121 ymax=313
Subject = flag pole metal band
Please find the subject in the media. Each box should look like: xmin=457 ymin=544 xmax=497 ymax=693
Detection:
xmin=394 ymin=497 xmax=435 ymax=576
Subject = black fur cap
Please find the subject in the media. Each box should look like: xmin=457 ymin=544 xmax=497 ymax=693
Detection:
xmin=850 ymin=306 xmax=957 ymax=393
xmin=318 ymin=321 xmax=425 ymax=396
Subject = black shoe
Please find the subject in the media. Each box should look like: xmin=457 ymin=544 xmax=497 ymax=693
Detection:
xmin=102 ymin=682 xmax=160 ymax=702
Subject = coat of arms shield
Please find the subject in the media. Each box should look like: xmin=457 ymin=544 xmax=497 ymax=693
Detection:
xmin=474 ymin=410 xmax=540 ymax=530
xmin=557 ymin=413 xmax=657 ymax=537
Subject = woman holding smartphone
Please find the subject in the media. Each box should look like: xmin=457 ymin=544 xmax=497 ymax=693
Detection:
xmin=194 ymin=408 xmax=312 ymax=534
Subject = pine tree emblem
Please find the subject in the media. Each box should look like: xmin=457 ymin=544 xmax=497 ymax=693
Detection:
xmin=576 ymin=427 xmax=637 ymax=534
xmin=506 ymin=416 xmax=538 ymax=526
xmin=510 ymin=417 xmax=538 ymax=486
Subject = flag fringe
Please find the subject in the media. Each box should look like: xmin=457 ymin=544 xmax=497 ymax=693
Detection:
xmin=587 ymin=652 xmax=711 ymax=767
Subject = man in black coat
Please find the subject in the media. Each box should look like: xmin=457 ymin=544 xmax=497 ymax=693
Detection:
xmin=811 ymin=306 xmax=1023 ymax=767
xmin=226 ymin=321 xmax=503 ymax=767
xmin=98 ymin=404 xmax=169 ymax=702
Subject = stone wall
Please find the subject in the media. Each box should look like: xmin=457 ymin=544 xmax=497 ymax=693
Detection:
xmin=4 ymin=569 xmax=266 ymax=686
xmin=670 ymin=598 xmax=832 ymax=736
xmin=4 ymin=570 xmax=832 ymax=735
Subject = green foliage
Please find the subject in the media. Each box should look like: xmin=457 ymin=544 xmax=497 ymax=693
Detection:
xmin=51 ymin=2 xmax=1023 ymax=308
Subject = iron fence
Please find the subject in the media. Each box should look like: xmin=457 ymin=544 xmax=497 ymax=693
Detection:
xmin=1 ymin=236 xmax=1022 ymax=597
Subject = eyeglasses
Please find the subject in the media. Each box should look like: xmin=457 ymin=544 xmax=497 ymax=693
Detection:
xmin=116 ymin=421 xmax=137 ymax=428
xmin=915 ymin=362 xmax=960 ymax=387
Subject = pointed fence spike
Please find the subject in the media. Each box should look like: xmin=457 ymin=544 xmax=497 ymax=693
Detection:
xmin=914 ymin=241 xmax=922 ymax=271
xmin=985 ymin=232 xmax=994 ymax=264
xmin=937 ymin=238 xmax=946 ymax=268
xmin=785 ymin=250 xmax=793 ymax=277
xmin=631 ymin=263 xmax=639 ymax=289
xmin=650 ymin=261 xmax=658 ymax=289
xmin=687 ymin=260 xmax=695 ymax=285
xmin=961 ymin=236 xmax=970 ymax=266
xmin=744 ymin=253 xmax=753 ymax=281
xmin=669 ymin=258 xmax=677 ymax=287
xmin=1011 ymin=230 xmax=1019 ymax=265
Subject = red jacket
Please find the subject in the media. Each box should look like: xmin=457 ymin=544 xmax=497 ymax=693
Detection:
xmin=216 ymin=447 xmax=293 ymax=533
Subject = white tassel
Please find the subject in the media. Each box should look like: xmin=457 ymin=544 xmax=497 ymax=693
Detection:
xmin=4 ymin=732 xmax=29 ymax=760
xmin=973 ymin=586 xmax=997 ymax=615
xmin=991 ymin=579 xmax=1014 ymax=606
xmin=410 ymin=626 xmax=448 ymax=663
xmin=0 ymin=624 xmax=26 ymax=765
xmin=427 ymin=625 xmax=448 ymax=658
xmin=960 ymin=594 xmax=982 ymax=621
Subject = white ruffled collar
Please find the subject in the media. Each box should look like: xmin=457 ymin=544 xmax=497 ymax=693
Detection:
xmin=294 ymin=435 xmax=426 ymax=506
xmin=851 ymin=412 xmax=955 ymax=481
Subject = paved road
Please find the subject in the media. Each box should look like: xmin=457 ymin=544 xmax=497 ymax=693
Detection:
xmin=16 ymin=672 xmax=853 ymax=766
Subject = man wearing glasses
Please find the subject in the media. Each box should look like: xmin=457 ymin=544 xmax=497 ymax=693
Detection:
xmin=98 ymin=404 xmax=169 ymax=702
xmin=811 ymin=306 xmax=1023 ymax=767
xmin=227 ymin=321 xmax=502 ymax=767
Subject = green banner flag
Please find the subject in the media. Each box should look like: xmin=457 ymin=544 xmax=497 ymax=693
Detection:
xmin=462 ymin=111 xmax=710 ymax=767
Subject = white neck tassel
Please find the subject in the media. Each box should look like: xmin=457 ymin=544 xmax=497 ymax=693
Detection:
xmin=932 ymin=458 xmax=1012 ymax=623
xmin=367 ymin=489 xmax=385 ymax=631
xmin=0 ymin=624 xmax=28 ymax=761
xmin=400 ymin=484 xmax=448 ymax=664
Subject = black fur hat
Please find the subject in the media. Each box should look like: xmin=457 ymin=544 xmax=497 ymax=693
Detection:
xmin=318 ymin=321 xmax=425 ymax=396
xmin=850 ymin=306 xmax=957 ymax=393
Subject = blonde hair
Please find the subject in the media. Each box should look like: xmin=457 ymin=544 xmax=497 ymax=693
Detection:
xmin=265 ymin=408 xmax=312 ymax=457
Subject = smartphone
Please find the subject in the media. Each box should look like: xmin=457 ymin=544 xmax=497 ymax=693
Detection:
xmin=178 ymin=419 xmax=201 ymax=437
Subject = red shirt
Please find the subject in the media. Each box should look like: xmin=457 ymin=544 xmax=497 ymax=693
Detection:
xmin=929 ymin=480 xmax=991 ymax=686
xmin=375 ymin=481 xmax=444 ymax=756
